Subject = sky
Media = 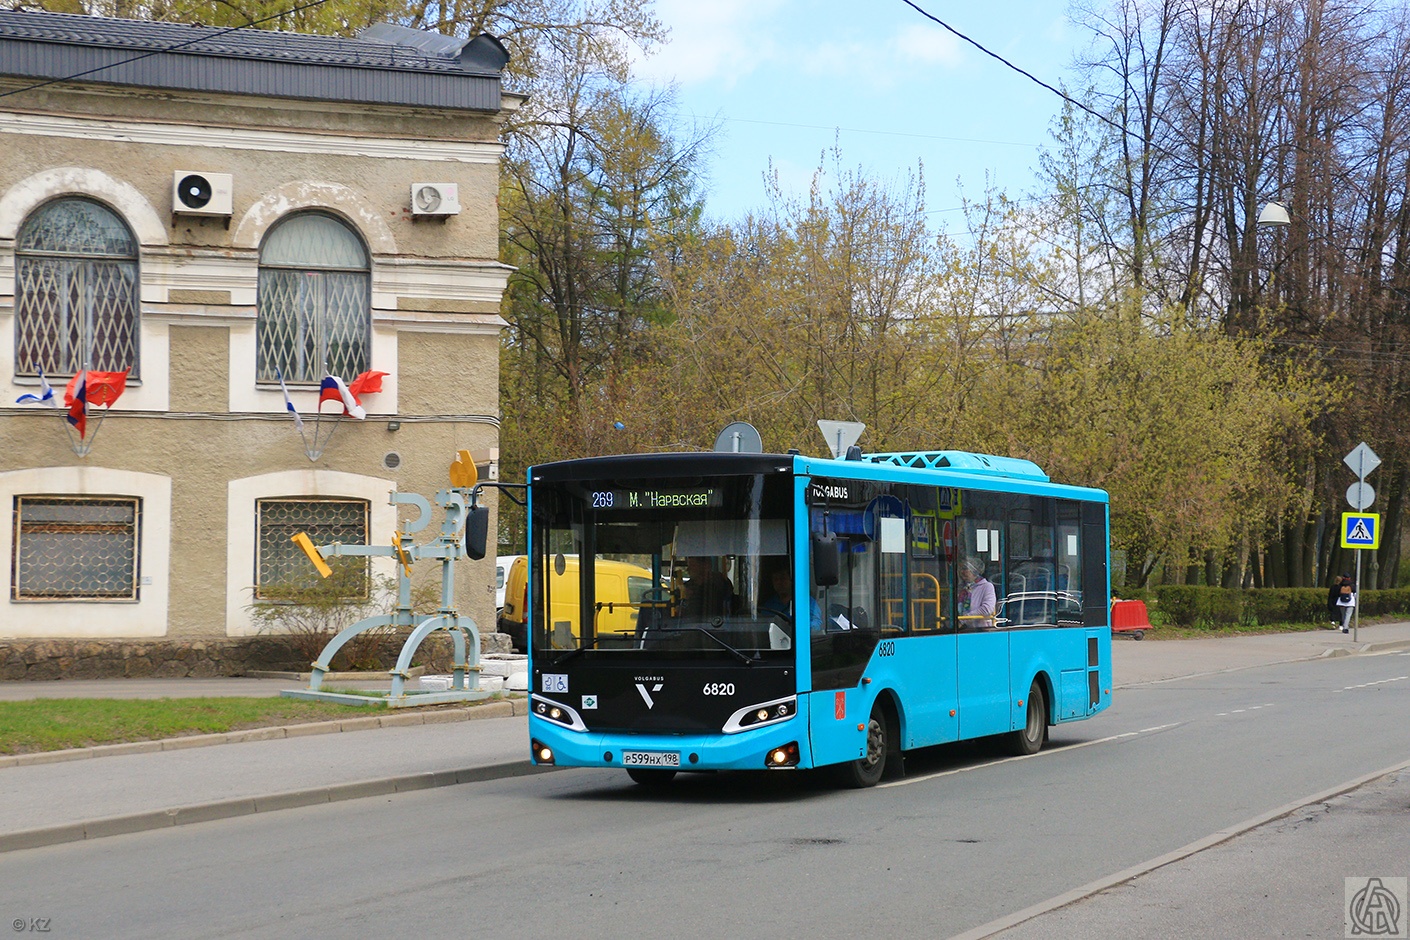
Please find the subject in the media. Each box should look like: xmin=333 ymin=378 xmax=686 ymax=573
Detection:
xmin=630 ymin=0 xmax=1092 ymax=235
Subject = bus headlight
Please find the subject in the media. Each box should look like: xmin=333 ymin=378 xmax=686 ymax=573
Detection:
xmin=531 ymin=694 xmax=588 ymax=731
xmin=765 ymin=742 xmax=800 ymax=768
xmin=723 ymin=696 xmax=797 ymax=733
xmin=531 ymin=739 xmax=555 ymax=765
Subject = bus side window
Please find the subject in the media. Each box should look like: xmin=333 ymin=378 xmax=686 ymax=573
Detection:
xmin=1056 ymin=500 xmax=1084 ymax=626
xmin=957 ymin=513 xmax=1001 ymax=630
xmin=1006 ymin=497 xmax=1056 ymax=627
xmin=905 ymin=485 xmax=949 ymax=634
xmin=1080 ymin=501 xmax=1109 ymax=626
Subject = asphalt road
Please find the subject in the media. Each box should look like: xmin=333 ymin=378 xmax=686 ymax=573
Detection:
xmin=3 ymin=650 xmax=1408 ymax=940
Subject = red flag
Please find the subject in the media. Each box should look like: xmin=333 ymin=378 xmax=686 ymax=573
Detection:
xmin=84 ymin=370 xmax=129 ymax=408
xmin=347 ymin=370 xmax=389 ymax=403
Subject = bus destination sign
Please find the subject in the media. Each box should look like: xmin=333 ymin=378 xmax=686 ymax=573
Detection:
xmin=589 ymin=487 xmax=722 ymax=510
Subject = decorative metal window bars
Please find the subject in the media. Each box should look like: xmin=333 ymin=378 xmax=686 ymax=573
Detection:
xmin=255 ymin=498 xmax=369 ymax=599
xmin=256 ymin=213 xmax=371 ymax=384
xmin=14 ymin=198 xmax=140 ymax=378
xmin=12 ymin=496 xmax=141 ymax=601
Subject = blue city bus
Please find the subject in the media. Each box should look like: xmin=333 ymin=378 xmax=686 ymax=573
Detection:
xmin=524 ymin=449 xmax=1111 ymax=788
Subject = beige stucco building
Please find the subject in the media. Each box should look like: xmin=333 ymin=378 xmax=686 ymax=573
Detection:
xmin=0 ymin=11 xmax=516 ymax=675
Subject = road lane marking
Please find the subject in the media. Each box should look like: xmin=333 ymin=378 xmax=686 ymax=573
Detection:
xmin=1215 ymin=703 xmax=1277 ymax=717
xmin=948 ymin=755 xmax=1410 ymax=940
xmin=879 ymin=723 xmax=1182 ymax=790
xmin=1341 ymin=676 xmax=1408 ymax=690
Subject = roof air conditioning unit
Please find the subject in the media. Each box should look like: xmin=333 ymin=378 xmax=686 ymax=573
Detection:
xmin=173 ymin=171 xmax=233 ymax=217
xmin=411 ymin=183 xmax=460 ymax=217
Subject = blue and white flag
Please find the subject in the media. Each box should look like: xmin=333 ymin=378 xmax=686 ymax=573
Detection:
xmin=275 ymin=368 xmax=305 ymax=432
xmin=15 ymin=366 xmax=57 ymax=407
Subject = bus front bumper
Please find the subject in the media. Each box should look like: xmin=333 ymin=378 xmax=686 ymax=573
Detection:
xmin=528 ymin=714 xmax=813 ymax=772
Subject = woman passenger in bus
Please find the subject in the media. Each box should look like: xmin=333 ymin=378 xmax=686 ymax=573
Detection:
xmin=959 ymin=559 xmax=996 ymax=630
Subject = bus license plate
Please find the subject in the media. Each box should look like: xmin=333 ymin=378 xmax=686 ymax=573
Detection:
xmin=621 ymin=750 xmax=680 ymax=768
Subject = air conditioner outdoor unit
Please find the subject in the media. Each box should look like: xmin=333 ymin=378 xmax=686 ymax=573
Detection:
xmin=410 ymin=182 xmax=460 ymax=217
xmin=172 ymin=171 xmax=233 ymax=217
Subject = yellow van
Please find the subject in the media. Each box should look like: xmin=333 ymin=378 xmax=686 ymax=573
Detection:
xmin=496 ymin=555 xmax=657 ymax=652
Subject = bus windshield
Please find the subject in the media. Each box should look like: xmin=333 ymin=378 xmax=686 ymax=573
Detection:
xmin=531 ymin=473 xmax=796 ymax=658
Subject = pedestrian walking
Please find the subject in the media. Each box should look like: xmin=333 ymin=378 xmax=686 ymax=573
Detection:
xmin=1327 ymin=574 xmax=1352 ymax=628
xmin=1333 ymin=574 xmax=1357 ymax=633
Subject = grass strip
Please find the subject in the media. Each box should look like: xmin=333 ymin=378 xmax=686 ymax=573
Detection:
xmin=1143 ymin=614 xmax=1407 ymax=640
xmin=0 ymin=698 xmax=366 ymax=755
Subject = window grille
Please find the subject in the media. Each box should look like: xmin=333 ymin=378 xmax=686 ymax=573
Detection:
xmin=12 ymin=497 xmax=141 ymax=601
xmin=256 ymin=213 xmax=370 ymax=384
xmin=255 ymin=498 xmax=369 ymax=599
xmin=14 ymin=198 xmax=140 ymax=378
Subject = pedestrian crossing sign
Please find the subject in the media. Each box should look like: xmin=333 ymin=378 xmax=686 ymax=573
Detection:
xmin=1341 ymin=512 xmax=1380 ymax=549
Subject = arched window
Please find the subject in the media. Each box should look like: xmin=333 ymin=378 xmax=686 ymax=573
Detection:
xmin=256 ymin=212 xmax=371 ymax=383
xmin=14 ymin=198 xmax=140 ymax=378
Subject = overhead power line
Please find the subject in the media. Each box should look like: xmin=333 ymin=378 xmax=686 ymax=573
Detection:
xmin=897 ymin=0 xmax=1132 ymax=141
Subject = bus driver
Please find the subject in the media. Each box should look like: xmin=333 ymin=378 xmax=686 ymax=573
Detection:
xmin=680 ymin=556 xmax=734 ymax=618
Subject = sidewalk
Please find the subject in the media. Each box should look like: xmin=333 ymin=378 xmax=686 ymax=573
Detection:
xmin=1 ymin=620 xmax=1408 ymax=854
xmin=1110 ymin=619 xmax=1410 ymax=686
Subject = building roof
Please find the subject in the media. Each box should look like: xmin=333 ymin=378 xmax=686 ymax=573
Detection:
xmin=0 ymin=10 xmax=508 ymax=111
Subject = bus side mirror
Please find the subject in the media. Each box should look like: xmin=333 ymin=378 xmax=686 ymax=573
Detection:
xmin=812 ymin=532 xmax=840 ymax=587
xmin=464 ymin=505 xmax=489 ymax=560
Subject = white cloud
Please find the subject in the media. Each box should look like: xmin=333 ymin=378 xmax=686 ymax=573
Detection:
xmin=631 ymin=0 xmax=787 ymax=87
xmin=893 ymin=23 xmax=962 ymax=67
xmin=788 ymin=24 xmax=963 ymax=88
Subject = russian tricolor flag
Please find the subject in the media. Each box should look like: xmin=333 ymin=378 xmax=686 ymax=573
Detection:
xmin=318 ymin=375 xmax=367 ymax=420
xmin=64 ymin=372 xmax=88 ymax=439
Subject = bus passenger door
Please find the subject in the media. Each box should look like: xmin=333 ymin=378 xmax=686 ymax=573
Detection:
xmin=900 ymin=489 xmax=958 ymax=748
xmin=956 ymin=514 xmax=1011 ymax=738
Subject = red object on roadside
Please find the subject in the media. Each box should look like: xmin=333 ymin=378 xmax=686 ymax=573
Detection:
xmin=1112 ymin=599 xmax=1153 ymax=639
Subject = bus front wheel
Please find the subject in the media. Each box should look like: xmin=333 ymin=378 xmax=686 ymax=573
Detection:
xmin=1009 ymin=681 xmax=1048 ymax=756
xmin=838 ymin=705 xmax=889 ymax=788
xmin=626 ymin=768 xmax=677 ymax=786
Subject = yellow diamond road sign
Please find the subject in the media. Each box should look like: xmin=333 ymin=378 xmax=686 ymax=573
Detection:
xmin=1341 ymin=512 xmax=1380 ymax=549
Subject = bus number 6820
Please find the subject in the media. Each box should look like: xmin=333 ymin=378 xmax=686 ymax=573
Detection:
xmin=703 ymin=682 xmax=735 ymax=696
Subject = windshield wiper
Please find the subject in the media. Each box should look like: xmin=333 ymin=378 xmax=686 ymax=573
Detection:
xmin=651 ymin=626 xmax=755 ymax=665
xmin=550 ymin=635 xmax=601 ymax=666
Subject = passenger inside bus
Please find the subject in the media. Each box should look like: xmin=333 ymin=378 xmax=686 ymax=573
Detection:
xmin=679 ymin=556 xmax=734 ymax=618
xmin=959 ymin=559 xmax=997 ymax=629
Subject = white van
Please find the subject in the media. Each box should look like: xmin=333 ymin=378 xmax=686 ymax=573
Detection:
xmin=495 ymin=555 xmax=524 ymax=610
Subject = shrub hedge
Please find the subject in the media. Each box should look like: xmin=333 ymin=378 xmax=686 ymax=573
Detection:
xmin=1137 ymin=585 xmax=1410 ymax=629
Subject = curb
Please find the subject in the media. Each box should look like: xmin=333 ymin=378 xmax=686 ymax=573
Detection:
xmin=0 ymin=696 xmax=529 ymax=770
xmin=0 ymin=759 xmax=551 ymax=855
xmin=1320 ymin=638 xmax=1410 ymax=658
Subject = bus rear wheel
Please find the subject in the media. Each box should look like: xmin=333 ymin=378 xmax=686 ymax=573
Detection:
xmin=838 ymin=705 xmax=889 ymax=788
xmin=626 ymin=768 xmax=677 ymax=786
xmin=1009 ymin=681 xmax=1048 ymax=756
